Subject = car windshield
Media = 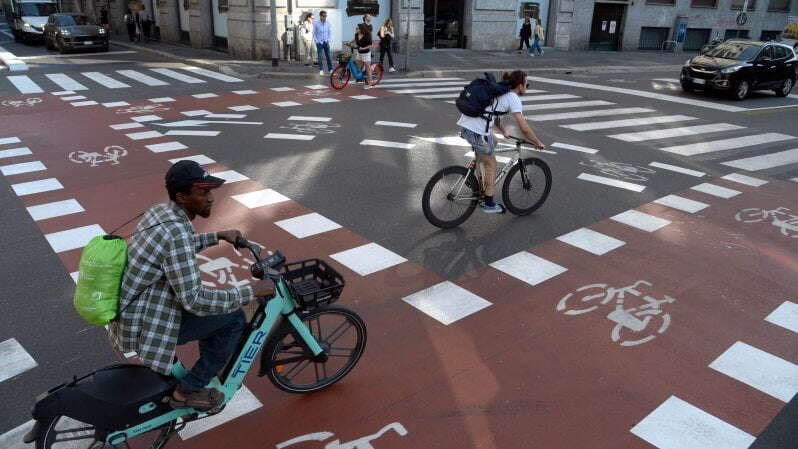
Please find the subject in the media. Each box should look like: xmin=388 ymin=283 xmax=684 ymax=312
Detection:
xmin=59 ymin=15 xmax=94 ymax=26
xmin=705 ymin=42 xmax=761 ymax=61
xmin=19 ymin=3 xmax=58 ymax=16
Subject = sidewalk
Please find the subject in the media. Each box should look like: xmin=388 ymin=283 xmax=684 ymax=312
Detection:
xmin=110 ymin=36 xmax=691 ymax=80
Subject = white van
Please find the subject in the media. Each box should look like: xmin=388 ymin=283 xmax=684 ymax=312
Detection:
xmin=1 ymin=0 xmax=58 ymax=43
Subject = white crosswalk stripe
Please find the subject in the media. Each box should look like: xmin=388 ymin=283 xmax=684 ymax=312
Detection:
xmin=81 ymin=71 xmax=130 ymax=88
xmin=526 ymin=107 xmax=655 ymax=121
xmin=659 ymin=133 xmax=796 ymax=156
xmin=388 ymin=86 xmax=464 ymax=94
xmin=721 ymin=148 xmax=798 ymax=171
xmin=7 ymin=75 xmax=43 ymax=94
xmin=561 ymin=115 xmax=698 ymax=131
xmin=519 ymin=94 xmax=580 ymax=102
xmin=149 ymin=68 xmax=206 ymax=83
xmin=116 ymin=70 xmax=169 ymax=86
xmin=45 ymin=73 xmax=88 ymax=91
xmin=377 ymin=81 xmax=466 ymax=89
xmin=522 ymin=100 xmax=614 ymax=111
xmin=608 ymin=123 xmax=745 ymax=142
xmin=182 ymin=66 xmax=243 ymax=82
xmin=380 ymin=77 xmax=463 ymax=83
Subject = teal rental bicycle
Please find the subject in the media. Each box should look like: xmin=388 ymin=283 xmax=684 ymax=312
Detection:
xmin=330 ymin=45 xmax=383 ymax=89
xmin=23 ymin=238 xmax=367 ymax=449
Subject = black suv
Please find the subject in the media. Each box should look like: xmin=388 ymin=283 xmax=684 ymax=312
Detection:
xmin=43 ymin=13 xmax=108 ymax=54
xmin=681 ymin=40 xmax=796 ymax=100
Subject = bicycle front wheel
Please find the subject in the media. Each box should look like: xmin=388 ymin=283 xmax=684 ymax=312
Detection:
xmin=330 ymin=65 xmax=350 ymax=89
xmin=502 ymin=157 xmax=552 ymax=216
xmin=422 ymin=166 xmax=480 ymax=229
xmin=36 ymin=416 xmax=175 ymax=449
xmin=263 ymin=306 xmax=367 ymax=394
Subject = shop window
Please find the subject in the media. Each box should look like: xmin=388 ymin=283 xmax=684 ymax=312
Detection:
xmin=766 ymin=0 xmax=790 ymax=10
xmin=760 ymin=30 xmax=781 ymax=40
xmin=346 ymin=0 xmax=379 ymax=16
xmin=691 ymin=0 xmax=716 ymax=7
xmin=640 ymin=27 xmax=670 ymax=49
xmin=731 ymin=0 xmax=756 ymax=10
xmin=646 ymin=0 xmax=675 ymax=5
xmin=519 ymin=3 xmax=540 ymax=21
xmin=724 ymin=29 xmax=750 ymax=39
xmin=683 ymin=28 xmax=711 ymax=50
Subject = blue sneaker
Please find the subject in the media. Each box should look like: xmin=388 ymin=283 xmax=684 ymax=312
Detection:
xmin=483 ymin=203 xmax=506 ymax=214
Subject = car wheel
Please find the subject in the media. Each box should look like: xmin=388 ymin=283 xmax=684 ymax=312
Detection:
xmin=57 ymin=37 xmax=67 ymax=54
xmin=102 ymin=43 xmax=109 ymax=52
xmin=774 ymin=77 xmax=794 ymax=97
xmin=681 ymin=82 xmax=694 ymax=93
xmin=730 ymin=79 xmax=749 ymax=101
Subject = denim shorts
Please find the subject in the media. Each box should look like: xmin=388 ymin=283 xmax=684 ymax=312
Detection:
xmin=460 ymin=127 xmax=495 ymax=157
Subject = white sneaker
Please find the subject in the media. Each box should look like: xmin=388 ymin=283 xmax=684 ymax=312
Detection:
xmin=540 ymin=49 xmax=544 ymax=54
xmin=319 ymin=70 xmax=324 ymax=75
xmin=364 ymin=85 xmax=373 ymax=89
xmin=389 ymin=67 xmax=396 ymax=72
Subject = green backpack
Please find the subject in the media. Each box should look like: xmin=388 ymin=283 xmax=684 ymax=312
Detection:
xmin=73 ymin=235 xmax=128 ymax=326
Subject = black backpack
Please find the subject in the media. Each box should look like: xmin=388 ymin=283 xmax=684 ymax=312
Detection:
xmin=455 ymin=73 xmax=512 ymax=132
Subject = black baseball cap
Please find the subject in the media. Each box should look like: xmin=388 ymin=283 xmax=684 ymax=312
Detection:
xmin=165 ymin=160 xmax=225 ymax=189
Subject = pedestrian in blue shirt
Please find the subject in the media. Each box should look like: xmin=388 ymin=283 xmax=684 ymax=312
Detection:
xmin=314 ymin=11 xmax=333 ymax=75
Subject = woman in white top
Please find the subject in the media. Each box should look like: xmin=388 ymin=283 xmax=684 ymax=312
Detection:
xmin=300 ymin=13 xmax=315 ymax=66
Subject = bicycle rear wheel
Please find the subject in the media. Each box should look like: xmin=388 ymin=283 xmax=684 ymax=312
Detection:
xmin=36 ymin=416 xmax=175 ymax=449
xmin=422 ymin=165 xmax=480 ymax=228
xmin=367 ymin=63 xmax=384 ymax=86
xmin=330 ymin=65 xmax=350 ymax=89
xmin=502 ymin=157 xmax=551 ymax=216
xmin=263 ymin=306 xmax=367 ymax=394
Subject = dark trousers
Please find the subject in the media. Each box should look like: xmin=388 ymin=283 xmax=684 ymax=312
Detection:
xmin=379 ymin=40 xmax=394 ymax=68
xmin=126 ymin=23 xmax=136 ymax=42
xmin=518 ymin=37 xmax=531 ymax=50
xmin=142 ymin=21 xmax=152 ymax=41
xmin=316 ymin=41 xmax=332 ymax=72
xmin=177 ymin=309 xmax=246 ymax=392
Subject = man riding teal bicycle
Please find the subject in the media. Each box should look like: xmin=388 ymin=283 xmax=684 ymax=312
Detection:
xmin=109 ymin=160 xmax=275 ymax=411
xmin=457 ymin=70 xmax=546 ymax=213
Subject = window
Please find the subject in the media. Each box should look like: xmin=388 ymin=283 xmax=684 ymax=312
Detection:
xmin=760 ymin=46 xmax=774 ymax=59
xmin=706 ymin=41 xmax=761 ymax=59
xmin=773 ymin=45 xmax=789 ymax=59
xmin=767 ymin=0 xmax=790 ymax=10
xmin=683 ymin=28 xmax=711 ymax=50
xmin=730 ymin=0 xmax=756 ymax=10
xmin=640 ymin=27 xmax=670 ymax=49
xmin=760 ymin=30 xmax=781 ymax=40
xmin=647 ymin=0 xmax=675 ymax=4
xmin=691 ymin=0 xmax=717 ymax=7
xmin=724 ymin=29 xmax=750 ymax=40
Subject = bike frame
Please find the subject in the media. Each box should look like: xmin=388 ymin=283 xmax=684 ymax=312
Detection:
xmin=345 ymin=55 xmax=368 ymax=80
xmin=104 ymin=270 xmax=324 ymax=445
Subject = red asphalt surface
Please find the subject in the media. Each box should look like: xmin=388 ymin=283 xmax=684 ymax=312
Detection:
xmin=2 ymin=86 xmax=797 ymax=449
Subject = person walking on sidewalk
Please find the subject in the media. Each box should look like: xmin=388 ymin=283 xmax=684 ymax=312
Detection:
xmin=124 ymin=9 xmax=137 ymax=42
xmin=518 ymin=17 xmax=532 ymax=53
xmin=378 ymin=19 xmax=395 ymax=72
xmin=530 ymin=21 xmax=544 ymax=56
xmin=299 ymin=13 xmax=315 ymax=66
xmin=314 ymin=10 xmax=333 ymax=75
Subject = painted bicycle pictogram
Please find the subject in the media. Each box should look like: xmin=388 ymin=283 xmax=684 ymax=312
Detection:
xmin=280 ymin=122 xmax=341 ymax=134
xmin=735 ymin=206 xmax=798 ymax=238
xmin=556 ymin=280 xmax=675 ymax=347
xmin=115 ymin=104 xmax=170 ymax=114
xmin=2 ymin=98 xmax=42 ymax=108
xmin=68 ymin=145 xmax=127 ymax=167
xmin=579 ymin=160 xmax=656 ymax=182
xmin=276 ymin=422 xmax=408 ymax=449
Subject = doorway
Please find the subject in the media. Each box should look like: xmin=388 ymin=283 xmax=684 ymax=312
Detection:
xmin=177 ymin=0 xmax=190 ymax=42
xmin=589 ymin=3 xmax=624 ymax=51
xmin=424 ymin=0 xmax=464 ymax=49
xmin=211 ymin=0 xmax=227 ymax=48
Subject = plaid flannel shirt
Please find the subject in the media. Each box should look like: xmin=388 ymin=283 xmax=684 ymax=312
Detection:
xmin=108 ymin=202 xmax=254 ymax=375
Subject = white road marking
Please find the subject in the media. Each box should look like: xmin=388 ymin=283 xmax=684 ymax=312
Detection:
xmin=330 ymin=243 xmax=407 ymax=276
xmin=577 ymin=173 xmax=646 ymax=192
xmin=415 ymin=93 xmax=461 ymax=99
xmin=653 ymin=78 xmax=680 ymax=82
xmin=178 ymin=385 xmax=262 ymax=439
xmin=81 ymin=71 xmax=130 ymax=88
xmin=519 ymin=94 xmax=580 ymax=102
xmin=275 ymin=212 xmax=342 ymax=238
xmin=659 ymin=133 xmax=795 ymax=156
xmin=0 ymin=338 xmax=37 ymax=383
xmin=304 ymin=84 xmax=329 ymax=90
xmin=631 ymin=396 xmax=755 ymax=449
xmin=288 ymin=116 xmax=331 ymax=122
xmin=312 ymin=97 xmax=340 ymax=103
xmin=690 ymin=183 xmax=741 ymax=199
xmin=522 ymin=100 xmax=614 ymax=111
xmin=182 ymin=66 xmax=243 ymax=82
xmin=149 ymin=68 xmax=205 ymax=83
xmin=0 ymin=420 xmax=35 ymax=449
xmin=211 ymin=169 xmax=249 ymax=183
xmin=232 ymin=89 xmax=258 ymax=95
xmin=490 ymin=251 xmax=568 ymax=286
xmin=721 ymin=148 xmax=798 ymax=171
xmin=360 ymin=139 xmax=415 ymax=149
xmin=148 ymin=97 xmax=175 ymax=103
xmin=402 ymin=281 xmax=491 ymax=325
xmin=182 ymin=110 xmax=212 ymax=116
xmin=110 ymin=122 xmax=143 ymax=130
xmin=412 ymin=135 xmax=470 ymax=146
xmin=0 ymin=147 xmax=31 ymax=159
xmin=611 ymin=209 xmax=671 ymax=232
xmin=168 ymin=154 xmax=215 ymax=165
xmin=0 ymin=161 xmax=45 ymax=176
xmin=551 ymin=142 xmax=599 ymax=154
xmin=71 ymin=101 xmax=98 ymax=107
xmin=654 ymin=194 xmax=708 ymax=213
xmin=350 ymin=95 xmax=376 ymax=100
xmin=765 ymin=301 xmax=798 ymax=334
xmin=165 ymin=130 xmax=221 ymax=136
xmin=50 ymin=90 xmax=75 ymax=96
xmin=11 ymin=178 xmax=63 ymax=196
xmin=609 ymin=123 xmax=745 ymax=142
xmin=26 ymin=199 xmax=84 ymax=221
xmin=117 ymin=69 xmax=169 ymax=86
xmin=710 ymin=341 xmax=798 ymax=402
xmin=45 ymin=224 xmax=104 ymax=253
xmin=17 ymin=50 xmax=135 ymax=60
xmin=146 ymin=142 xmax=188 ymax=153
xmin=556 ymin=227 xmax=625 ymax=255
xmin=562 ymin=115 xmax=698 ymax=131
xmin=380 ymin=77 xmax=463 ymax=82
xmin=465 ymin=151 xmax=512 ymax=164
xmin=272 ymin=101 xmax=302 ymax=107
xmin=229 ymin=105 xmax=258 ymax=111
xmin=131 ymin=115 xmax=163 ymax=122
xmin=376 ymin=81 xmax=466 ymax=88
xmin=8 ymin=75 xmax=43 ymax=93
xmin=389 ymin=86 xmax=464 ymax=94
xmin=231 ymin=189 xmax=291 ymax=208
xmin=204 ymin=113 xmax=246 ymax=118
xmin=649 ymin=162 xmax=705 ymax=177
xmin=721 ymin=173 xmax=768 ymax=186
xmin=270 ymin=87 xmax=295 ymax=91
xmin=45 ymin=73 xmax=87 ymax=91
xmin=0 ymin=137 xmax=21 ymax=145
xmin=61 ymin=95 xmax=86 ymax=101
xmin=126 ymin=131 xmax=164 ymax=140
xmin=527 ymin=107 xmax=655 ymax=122
xmin=375 ymin=121 xmax=417 ymax=128
xmin=264 ymin=133 xmax=315 ymax=140
xmin=102 ymin=101 xmax=130 ymax=107
xmin=192 ymin=93 xmax=219 ymax=99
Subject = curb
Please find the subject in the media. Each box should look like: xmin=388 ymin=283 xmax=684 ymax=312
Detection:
xmin=0 ymin=45 xmax=28 ymax=71
xmin=110 ymin=40 xmax=252 ymax=79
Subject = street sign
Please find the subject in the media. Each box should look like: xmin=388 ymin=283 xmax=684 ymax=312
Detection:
xmin=736 ymin=12 xmax=747 ymax=26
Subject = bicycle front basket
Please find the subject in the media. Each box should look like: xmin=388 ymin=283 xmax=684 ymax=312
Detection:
xmin=282 ymin=259 xmax=345 ymax=309
xmin=336 ymin=52 xmax=352 ymax=65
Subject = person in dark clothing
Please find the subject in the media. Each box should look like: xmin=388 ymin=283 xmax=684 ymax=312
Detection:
xmin=124 ymin=9 xmax=137 ymax=42
xmin=354 ymin=23 xmax=374 ymax=88
xmin=518 ymin=17 xmax=532 ymax=52
xmin=140 ymin=7 xmax=152 ymax=42
xmin=99 ymin=6 xmax=109 ymax=33
xmin=378 ymin=18 xmax=395 ymax=72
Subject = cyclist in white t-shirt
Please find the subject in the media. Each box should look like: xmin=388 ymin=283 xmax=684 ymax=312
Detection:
xmin=457 ymin=70 xmax=546 ymax=213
